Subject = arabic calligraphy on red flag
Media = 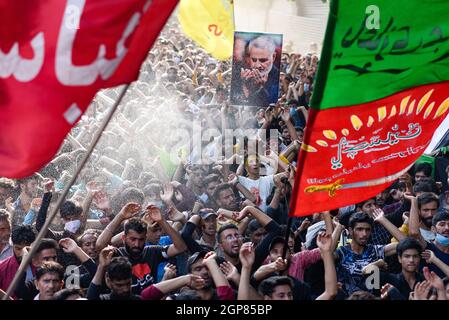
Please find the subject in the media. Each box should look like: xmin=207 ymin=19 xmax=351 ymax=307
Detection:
xmin=0 ymin=0 xmax=178 ymax=178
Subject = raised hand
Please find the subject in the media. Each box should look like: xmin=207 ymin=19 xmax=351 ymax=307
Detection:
xmin=43 ymin=179 xmax=55 ymax=193
xmin=162 ymin=263 xmax=177 ymax=280
xmin=228 ymin=173 xmax=238 ymax=187
xmin=188 ymin=274 xmax=206 ymax=290
xmin=239 ymin=242 xmax=255 ymax=268
xmin=372 ymin=208 xmax=385 ymax=222
xmin=99 ymin=246 xmax=115 ymax=267
xmin=421 ymin=250 xmax=436 ymax=264
xmin=273 ymin=257 xmax=288 ymax=272
xmin=5 ymin=197 xmax=14 ymax=212
xmin=118 ymin=202 xmax=141 ymax=221
xmin=93 ymin=191 xmax=111 ymax=211
xmin=423 ymin=266 xmax=445 ymax=291
xmin=59 ymin=238 xmax=79 ymax=253
xmin=220 ymin=261 xmax=239 ymax=282
xmin=316 ymin=232 xmax=332 ymax=252
xmin=160 ymin=183 xmax=174 ymax=204
xmin=403 ymin=192 xmax=417 ymax=203
xmin=30 ymin=198 xmax=42 ymax=211
xmin=280 ymin=108 xmax=291 ymax=123
xmin=167 ymin=206 xmax=185 ymax=222
xmin=380 ymin=283 xmax=395 ymax=300
xmin=143 ymin=205 xmax=163 ymax=223
xmin=202 ymin=251 xmax=217 ymax=264
xmin=412 ymin=280 xmax=432 ymax=300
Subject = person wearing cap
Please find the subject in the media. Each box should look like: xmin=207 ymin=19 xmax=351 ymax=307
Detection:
xmin=181 ymin=208 xmax=218 ymax=253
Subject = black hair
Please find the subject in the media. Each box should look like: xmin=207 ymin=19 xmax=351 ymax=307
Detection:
xmin=168 ymin=289 xmax=201 ymax=300
xmin=355 ymin=197 xmax=376 ymax=209
xmin=247 ymin=219 xmax=263 ymax=235
xmin=11 ymin=225 xmax=36 ymax=245
xmin=396 ymin=237 xmax=423 ymax=257
xmin=77 ymin=229 xmax=100 ymax=246
xmin=417 ymin=192 xmax=439 ymax=210
xmin=35 ymin=238 xmax=59 ymax=255
xmin=432 ymin=209 xmax=449 ymax=227
xmin=106 ymin=257 xmax=133 ymax=281
xmin=142 ymin=183 xmax=162 ymax=197
xmin=36 ymin=261 xmax=64 ymax=281
xmin=258 ymin=276 xmax=293 ymax=297
xmin=0 ymin=209 xmax=10 ymax=225
xmin=51 ymin=288 xmax=83 ymax=300
xmin=124 ymin=218 xmax=147 ymax=235
xmin=203 ymin=174 xmax=221 ymax=189
xmin=216 ymin=223 xmax=239 ymax=244
xmin=414 ymin=163 xmax=432 ymax=178
xmin=413 ymin=181 xmax=434 ymax=194
xmin=346 ymin=291 xmax=378 ymax=300
xmin=187 ymin=250 xmax=210 ymax=273
xmin=349 ymin=212 xmax=374 ymax=230
xmin=212 ymin=183 xmax=233 ymax=201
xmin=120 ymin=187 xmax=145 ymax=206
xmin=60 ymin=200 xmax=83 ymax=219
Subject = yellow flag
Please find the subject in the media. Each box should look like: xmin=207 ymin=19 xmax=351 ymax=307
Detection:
xmin=178 ymin=0 xmax=234 ymax=61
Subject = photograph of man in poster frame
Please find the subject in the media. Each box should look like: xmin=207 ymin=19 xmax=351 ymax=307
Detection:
xmin=231 ymin=32 xmax=283 ymax=107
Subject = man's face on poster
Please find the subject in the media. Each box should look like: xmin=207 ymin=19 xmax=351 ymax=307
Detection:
xmin=248 ymin=46 xmax=275 ymax=78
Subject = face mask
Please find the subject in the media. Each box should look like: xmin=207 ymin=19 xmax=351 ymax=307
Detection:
xmin=436 ymin=233 xmax=449 ymax=247
xmin=304 ymin=83 xmax=310 ymax=93
xmin=64 ymin=219 xmax=81 ymax=234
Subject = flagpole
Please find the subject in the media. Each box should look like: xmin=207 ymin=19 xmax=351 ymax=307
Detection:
xmin=282 ymin=217 xmax=292 ymax=260
xmin=282 ymin=183 xmax=292 ymax=260
xmin=2 ymin=83 xmax=131 ymax=300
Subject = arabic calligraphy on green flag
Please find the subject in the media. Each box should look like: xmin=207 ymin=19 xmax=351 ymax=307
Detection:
xmin=290 ymin=0 xmax=449 ymax=217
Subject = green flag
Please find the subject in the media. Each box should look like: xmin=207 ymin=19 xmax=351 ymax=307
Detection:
xmin=291 ymin=0 xmax=449 ymax=216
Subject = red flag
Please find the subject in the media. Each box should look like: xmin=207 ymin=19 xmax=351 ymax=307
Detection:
xmin=0 ymin=0 xmax=178 ymax=178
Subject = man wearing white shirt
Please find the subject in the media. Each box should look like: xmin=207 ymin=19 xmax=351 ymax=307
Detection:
xmin=238 ymin=155 xmax=287 ymax=212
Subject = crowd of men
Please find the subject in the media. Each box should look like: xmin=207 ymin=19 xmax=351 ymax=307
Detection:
xmin=1 ymin=19 xmax=449 ymax=301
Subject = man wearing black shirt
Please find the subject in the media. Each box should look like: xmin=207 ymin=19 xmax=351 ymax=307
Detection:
xmin=96 ymin=203 xmax=187 ymax=294
xmin=381 ymin=237 xmax=425 ymax=299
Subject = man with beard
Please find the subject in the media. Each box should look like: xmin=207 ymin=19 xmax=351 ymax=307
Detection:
xmin=232 ymin=35 xmax=280 ymax=107
xmin=96 ymin=203 xmax=187 ymax=294
xmin=0 ymin=178 xmax=15 ymax=210
xmin=0 ymin=210 xmax=12 ymax=261
xmin=11 ymin=174 xmax=39 ymax=227
xmin=212 ymin=183 xmax=240 ymax=212
xmin=0 ymin=225 xmax=36 ymax=298
xmin=410 ymin=207 xmax=449 ymax=278
xmin=407 ymin=192 xmax=439 ymax=242
xmin=334 ymin=212 xmax=398 ymax=297
xmin=88 ymin=247 xmax=140 ymax=300
xmin=380 ymin=237 xmax=425 ymax=299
